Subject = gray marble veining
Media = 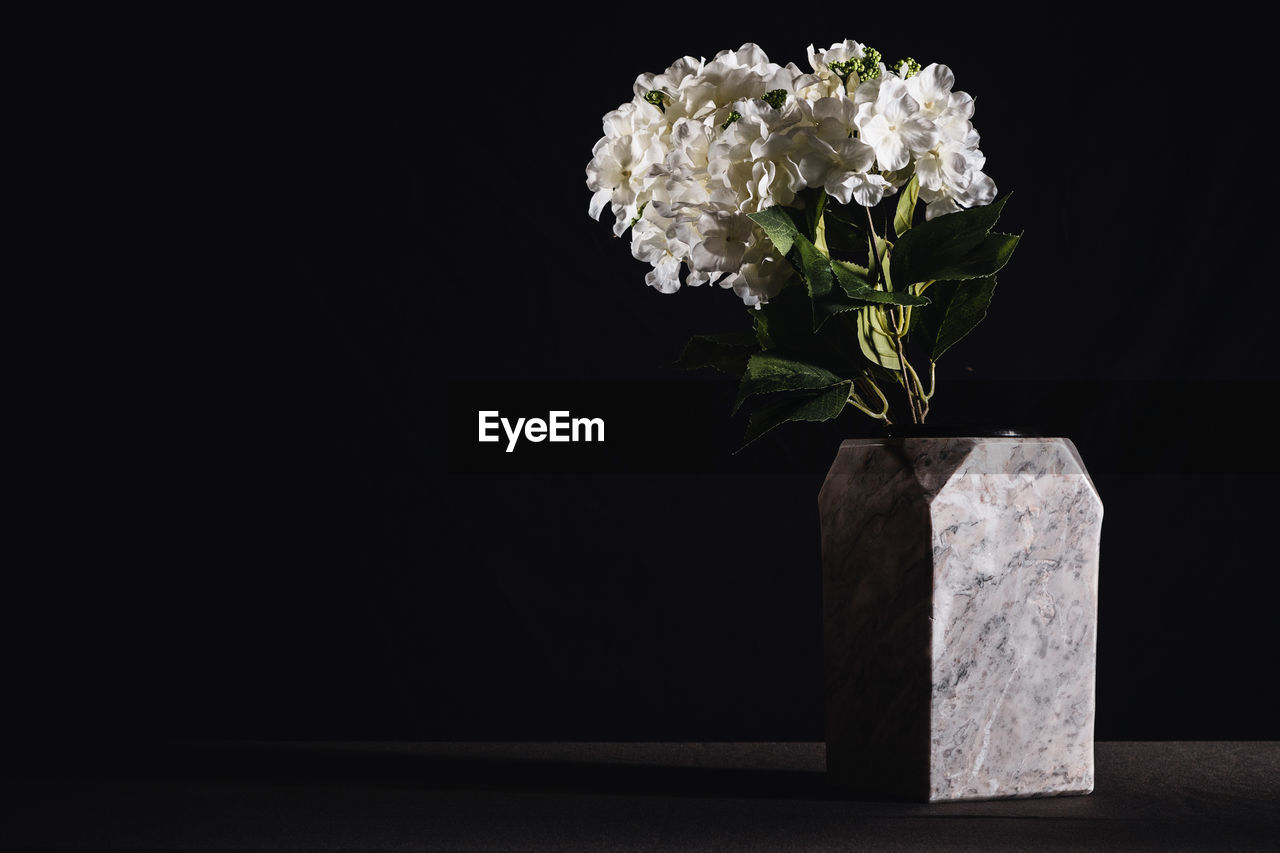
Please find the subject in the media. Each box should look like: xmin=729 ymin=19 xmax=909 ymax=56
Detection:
xmin=819 ymin=437 xmax=1102 ymax=802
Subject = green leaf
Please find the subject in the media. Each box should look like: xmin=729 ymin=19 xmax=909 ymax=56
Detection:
xmin=804 ymin=189 xmax=828 ymax=241
xmin=842 ymin=288 xmax=929 ymax=307
xmin=909 ymin=280 xmax=947 ymax=348
xmin=749 ymin=207 xmax=842 ymax=326
xmin=890 ymin=194 xmax=1011 ymax=288
xmin=810 ymin=297 xmax=865 ymax=328
xmin=856 ymin=305 xmax=901 ymax=371
xmin=893 ymin=174 xmax=919 ymax=238
xmin=928 ymin=275 xmax=999 ymax=361
xmin=795 ymin=233 xmax=835 ymax=301
xmin=747 ymin=206 xmax=803 ymax=256
xmin=831 ymin=259 xmax=870 ymax=289
xmin=670 ymin=331 xmax=759 ymax=375
xmin=733 ymin=352 xmax=846 ymax=413
xmin=801 ymin=261 xmax=927 ymax=335
xmin=833 ymin=261 xmax=928 ymax=306
xmin=924 ymin=232 xmax=1020 ymax=282
xmin=867 ymin=232 xmax=886 ymax=290
xmin=737 ymin=381 xmax=852 ymax=451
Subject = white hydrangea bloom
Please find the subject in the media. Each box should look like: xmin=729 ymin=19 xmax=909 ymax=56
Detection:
xmin=746 ymin=130 xmax=807 ymax=209
xmin=792 ymin=97 xmax=888 ymax=206
xmin=806 ymin=40 xmax=867 ymax=97
xmin=761 ymin=63 xmax=824 ymax=118
xmin=586 ymin=40 xmax=998 ymax=306
xmin=900 ymin=63 xmax=992 ymax=219
xmin=672 ymin=44 xmax=773 ymax=122
xmin=632 ymin=55 xmax=704 ymax=105
xmin=904 ymin=64 xmax=971 ymax=125
xmin=648 ymin=198 xmax=722 ymax=288
xmin=724 ymin=233 xmax=791 ymax=307
xmin=920 ymin=168 xmax=996 ymax=219
xmin=630 ymin=213 xmax=685 ymax=294
xmin=853 ymin=76 xmax=938 ymax=172
xmin=689 ymin=206 xmax=754 ymax=273
xmin=585 ymin=102 xmax=667 ymax=236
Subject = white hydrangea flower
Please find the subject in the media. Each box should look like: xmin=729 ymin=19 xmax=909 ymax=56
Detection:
xmin=905 ymin=63 xmax=979 ymax=144
xmin=896 ymin=64 xmax=996 ymax=219
xmin=630 ymin=214 xmax=685 ymax=294
xmin=915 ymin=137 xmax=985 ymax=197
xmin=920 ymin=169 xmax=996 ymax=219
xmin=746 ymin=130 xmax=807 ymax=209
xmin=688 ymin=206 xmax=755 ymax=274
xmin=723 ymin=233 xmax=791 ymax=307
xmin=632 ymin=55 xmax=704 ymax=106
xmin=648 ymin=198 xmax=721 ymax=288
xmin=905 ymin=65 xmax=963 ymax=119
xmin=669 ymin=43 xmax=773 ymax=122
xmin=587 ymin=39 xmax=999 ymax=303
xmin=854 ymin=75 xmax=938 ymax=172
xmin=706 ymin=99 xmax=805 ymax=210
xmin=585 ymin=102 xmax=667 ymax=235
xmin=760 ymin=63 xmax=823 ymax=118
xmin=806 ymin=40 xmax=867 ymax=96
xmin=793 ymin=97 xmax=888 ymax=206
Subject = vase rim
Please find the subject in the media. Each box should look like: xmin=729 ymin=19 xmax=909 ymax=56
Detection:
xmin=882 ymin=425 xmax=1041 ymax=438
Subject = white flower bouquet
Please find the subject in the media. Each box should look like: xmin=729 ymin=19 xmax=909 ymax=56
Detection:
xmin=587 ymin=39 xmax=1019 ymax=447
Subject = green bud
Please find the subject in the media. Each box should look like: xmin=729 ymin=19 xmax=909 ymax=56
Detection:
xmin=829 ymin=46 xmax=883 ymax=86
xmin=761 ymin=89 xmax=788 ymax=109
xmin=644 ymin=90 xmax=669 ymax=113
xmin=721 ymin=110 xmax=742 ymax=130
xmin=827 ymin=58 xmax=860 ymax=84
xmin=628 ymin=201 xmax=648 ymax=229
xmin=896 ymin=57 xmax=922 ymax=78
xmin=858 ymin=47 xmax=882 ymax=82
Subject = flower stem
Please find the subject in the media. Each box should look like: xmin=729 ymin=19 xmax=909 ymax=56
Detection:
xmin=865 ymin=204 xmax=923 ymax=425
xmin=903 ymin=357 xmax=931 ymax=422
xmin=889 ymin=306 xmax=923 ymax=424
xmin=849 ymin=375 xmax=891 ymax=422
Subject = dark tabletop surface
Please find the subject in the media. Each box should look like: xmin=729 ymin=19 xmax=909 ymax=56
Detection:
xmin=2 ymin=741 xmax=1276 ymax=851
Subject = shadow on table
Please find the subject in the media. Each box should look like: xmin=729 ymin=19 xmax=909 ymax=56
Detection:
xmin=393 ymin=752 xmax=842 ymax=801
xmin=5 ymin=742 xmax=1278 ymax=851
xmin=12 ymin=741 xmax=874 ymax=803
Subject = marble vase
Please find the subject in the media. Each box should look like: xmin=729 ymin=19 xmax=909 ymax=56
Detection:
xmin=819 ymin=436 xmax=1102 ymax=802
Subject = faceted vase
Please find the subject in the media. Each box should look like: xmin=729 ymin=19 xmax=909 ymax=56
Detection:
xmin=819 ymin=436 xmax=1102 ymax=802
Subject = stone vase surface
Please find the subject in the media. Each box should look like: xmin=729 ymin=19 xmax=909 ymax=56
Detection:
xmin=819 ymin=436 xmax=1102 ymax=802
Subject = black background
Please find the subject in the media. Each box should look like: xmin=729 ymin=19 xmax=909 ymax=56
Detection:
xmin=19 ymin=3 xmax=1279 ymax=744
